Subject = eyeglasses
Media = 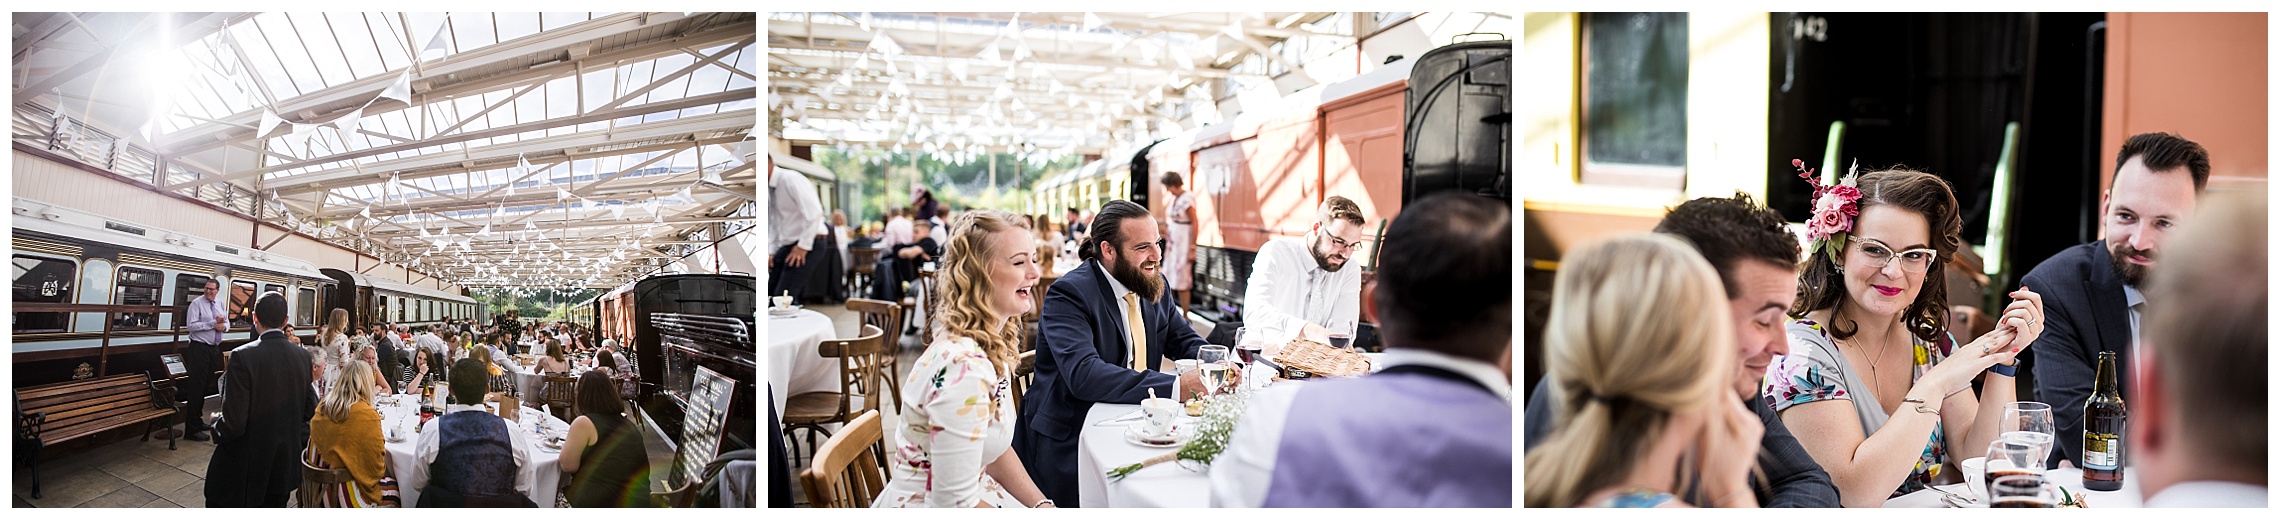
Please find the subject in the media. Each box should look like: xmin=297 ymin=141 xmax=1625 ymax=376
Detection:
xmin=1849 ymin=237 xmax=1939 ymax=273
xmin=1325 ymin=235 xmax=1363 ymax=253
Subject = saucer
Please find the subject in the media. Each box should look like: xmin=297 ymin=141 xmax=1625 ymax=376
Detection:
xmin=1124 ymin=423 xmax=1187 ymax=448
xmin=768 ymin=306 xmax=801 ymax=316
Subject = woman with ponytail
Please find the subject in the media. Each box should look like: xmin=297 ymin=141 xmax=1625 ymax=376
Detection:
xmin=1525 ymin=234 xmax=1765 ymax=507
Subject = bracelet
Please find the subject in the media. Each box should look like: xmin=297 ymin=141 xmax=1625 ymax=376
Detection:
xmin=1986 ymin=362 xmax=2017 ymax=377
xmin=1031 ymin=498 xmax=1055 ymax=508
xmin=1903 ymin=397 xmax=1938 ymax=415
xmin=1712 ymin=489 xmax=1753 ymax=508
xmin=1946 ymin=385 xmax=1971 ymax=399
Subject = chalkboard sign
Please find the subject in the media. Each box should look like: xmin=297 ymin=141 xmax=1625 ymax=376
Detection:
xmin=160 ymin=354 xmax=187 ymax=377
xmin=676 ymin=365 xmax=737 ymax=487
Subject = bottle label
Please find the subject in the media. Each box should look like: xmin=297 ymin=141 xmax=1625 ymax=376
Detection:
xmin=2085 ymin=432 xmax=2121 ymax=470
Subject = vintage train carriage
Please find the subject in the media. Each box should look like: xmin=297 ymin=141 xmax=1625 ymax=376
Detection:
xmin=318 ymin=268 xmax=478 ymax=331
xmin=12 ymin=196 xmax=335 ymax=387
xmin=586 ymin=273 xmax=756 ymax=450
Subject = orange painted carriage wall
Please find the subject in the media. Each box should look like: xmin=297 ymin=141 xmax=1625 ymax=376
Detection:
xmin=1322 ymin=83 xmax=1409 ymax=257
xmin=2100 ymin=13 xmax=2269 ymax=190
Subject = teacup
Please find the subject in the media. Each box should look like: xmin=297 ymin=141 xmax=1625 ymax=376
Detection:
xmin=1140 ymin=397 xmax=1180 ymax=437
xmin=1961 ymin=456 xmax=1988 ymax=500
xmin=773 ymin=295 xmax=795 ymax=308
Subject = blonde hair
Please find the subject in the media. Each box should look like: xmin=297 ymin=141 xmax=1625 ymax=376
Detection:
xmin=322 ymin=308 xmax=350 ymax=346
xmin=932 ymin=209 xmax=1033 ymax=373
xmin=320 ymin=359 xmax=377 ymax=423
xmin=1523 ymin=233 xmax=1738 ymax=507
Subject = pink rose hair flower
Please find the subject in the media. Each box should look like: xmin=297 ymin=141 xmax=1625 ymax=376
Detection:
xmin=1794 ymin=158 xmax=1862 ymax=259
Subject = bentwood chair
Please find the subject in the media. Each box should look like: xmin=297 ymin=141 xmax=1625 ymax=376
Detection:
xmin=781 ymin=324 xmax=885 ymax=465
xmin=1011 ymin=350 xmax=1037 ymax=416
xmin=298 ymin=449 xmax=355 ymax=508
xmin=800 ymin=410 xmax=886 ymax=508
xmin=541 ymin=374 xmax=578 ymax=422
xmin=848 ymin=247 xmax=881 ymax=297
xmin=844 ymin=298 xmax=905 ymax=413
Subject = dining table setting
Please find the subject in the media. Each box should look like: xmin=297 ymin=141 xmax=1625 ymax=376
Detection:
xmin=373 ymin=391 xmax=573 ymax=507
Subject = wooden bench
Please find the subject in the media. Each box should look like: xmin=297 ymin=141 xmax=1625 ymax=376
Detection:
xmin=14 ymin=372 xmax=180 ymax=499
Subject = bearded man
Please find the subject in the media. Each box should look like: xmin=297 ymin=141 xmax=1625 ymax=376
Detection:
xmin=1016 ymin=199 xmax=1216 ymax=507
xmin=1240 ymin=196 xmax=1369 ymax=346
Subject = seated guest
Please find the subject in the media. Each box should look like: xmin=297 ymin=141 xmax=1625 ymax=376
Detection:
xmin=535 ymin=340 xmax=572 ymax=374
xmin=411 ymin=358 xmax=536 ymax=507
xmin=1522 ymin=194 xmax=1839 ymax=506
xmin=307 ymin=345 xmax=331 ymax=396
xmin=875 ymin=210 xmax=1057 ymax=508
xmin=1240 ymin=196 xmax=1367 ymax=346
xmin=1524 ymin=234 xmax=1765 ymax=507
xmin=562 ymin=370 xmax=656 ymax=507
xmin=1017 ymin=200 xmax=1216 ymax=507
xmin=308 ymin=360 xmax=398 ymax=507
xmin=407 ymin=347 xmax=447 ymax=393
xmin=2136 ymin=194 xmax=2266 ymax=507
xmin=1063 ymin=207 xmax=1087 ymax=238
xmin=469 ymin=346 xmax=513 ymax=394
xmin=1766 ymin=168 xmax=2045 ymax=505
xmin=353 ymin=342 xmax=392 ymax=397
xmin=2023 ymin=132 xmax=2209 ymax=468
xmin=1212 ymin=193 xmax=1513 ymax=507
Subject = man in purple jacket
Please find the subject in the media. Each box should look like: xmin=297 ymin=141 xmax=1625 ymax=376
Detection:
xmin=1210 ymin=193 xmax=1512 ymax=507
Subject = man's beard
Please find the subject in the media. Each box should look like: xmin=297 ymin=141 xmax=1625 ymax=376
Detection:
xmin=2107 ymin=241 xmax=2153 ymax=288
xmin=1311 ymin=234 xmax=1350 ymax=272
xmin=1110 ymin=254 xmax=1165 ymax=301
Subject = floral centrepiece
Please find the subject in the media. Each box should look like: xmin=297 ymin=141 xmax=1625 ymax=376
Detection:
xmin=1796 ymin=158 xmax=1862 ymax=259
xmin=1105 ymin=388 xmax=1247 ymax=481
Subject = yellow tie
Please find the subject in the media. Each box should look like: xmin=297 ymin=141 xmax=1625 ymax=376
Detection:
xmin=1124 ymin=293 xmax=1146 ymax=372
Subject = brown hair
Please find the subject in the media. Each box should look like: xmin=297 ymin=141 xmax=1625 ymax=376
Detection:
xmin=2144 ymin=193 xmax=2265 ymax=472
xmin=935 ymin=210 xmax=1033 ymax=373
xmin=1655 ymin=193 xmax=1802 ymax=298
xmin=2115 ymin=132 xmax=2211 ymax=192
xmin=1319 ymin=195 xmax=1365 ymax=227
xmin=1159 ymin=171 xmax=1184 ymax=187
xmin=574 ymin=369 xmax=626 ymax=420
xmin=1789 ymin=169 xmax=1961 ymax=342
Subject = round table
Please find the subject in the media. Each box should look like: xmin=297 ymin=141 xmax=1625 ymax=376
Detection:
xmin=377 ymin=395 xmax=568 ymax=508
xmin=766 ymin=309 xmax=837 ymax=413
xmin=1885 ymin=467 xmax=2142 ymax=508
xmin=1073 ymin=364 xmax=1279 ymax=508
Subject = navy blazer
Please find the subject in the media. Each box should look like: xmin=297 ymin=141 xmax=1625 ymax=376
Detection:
xmin=1015 ymin=259 xmax=1206 ymax=505
xmin=2021 ymin=240 xmax=2136 ymax=469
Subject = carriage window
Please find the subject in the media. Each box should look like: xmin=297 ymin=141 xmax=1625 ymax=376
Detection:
xmin=1580 ymin=12 xmax=1690 ymax=189
xmin=264 ymin=285 xmax=285 ymax=323
xmin=297 ymin=288 xmax=317 ymax=327
xmin=229 ymin=280 xmax=258 ymax=330
xmin=174 ymin=274 xmax=212 ymax=307
xmin=112 ymin=267 xmax=163 ymax=330
xmin=13 ymin=255 xmax=77 ymax=333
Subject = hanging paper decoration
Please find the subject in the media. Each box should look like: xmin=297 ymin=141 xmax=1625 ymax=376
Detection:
xmin=379 ymin=72 xmax=413 ymax=105
xmin=418 ymin=18 xmax=453 ymax=61
xmin=332 ymin=106 xmax=365 ymax=131
xmin=556 ymin=188 xmax=572 ymax=201
xmin=258 ymin=109 xmax=283 ymax=138
xmin=1083 ymin=12 xmax=1106 ymax=31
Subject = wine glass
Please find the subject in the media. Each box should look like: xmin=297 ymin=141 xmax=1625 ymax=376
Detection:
xmin=1197 ymin=345 xmax=1231 ymax=397
xmin=2001 ymin=402 xmax=2057 ymax=465
xmin=1988 ymin=474 xmax=2057 ymax=508
xmin=1983 ymin=437 xmax=2045 ymax=501
xmin=1326 ymin=320 xmax=1356 ymax=353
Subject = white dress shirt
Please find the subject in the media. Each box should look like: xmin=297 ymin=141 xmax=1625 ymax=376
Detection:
xmin=885 ymin=216 xmax=914 ymax=249
xmin=415 ymin=332 xmax=449 ymax=357
xmin=1209 ymin=349 xmax=1512 ymax=507
xmin=407 ymin=403 xmax=534 ymax=499
xmin=1099 ymin=262 xmax=1148 ymax=369
xmin=1241 ymin=233 xmax=1363 ymax=345
xmin=769 ymin=167 xmax=826 ymax=252
xmin=2145 ymin=481 xmax=2268 ymax=507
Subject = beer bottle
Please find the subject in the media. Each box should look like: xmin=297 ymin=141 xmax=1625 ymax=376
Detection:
xmin=2083 ymin=351 xmax=2127 ymax=491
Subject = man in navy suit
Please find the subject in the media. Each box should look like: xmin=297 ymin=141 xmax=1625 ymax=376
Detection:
xmin=1016 ymin=200 xmax=1217 ymax=507
xmin=2023 ymin=132 xmax=2208 ymax=469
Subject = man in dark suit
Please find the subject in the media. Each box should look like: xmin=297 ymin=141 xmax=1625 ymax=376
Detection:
xmin=1521 ymin=193 xmax=1839 ymax=506
xmin=2024 ymin=132 xmax=2209 ymax=469
xmin=1016 ymin=200 xmax=1216 ymax=507
xmin=204 ymin=291 xmax=318 ymax=507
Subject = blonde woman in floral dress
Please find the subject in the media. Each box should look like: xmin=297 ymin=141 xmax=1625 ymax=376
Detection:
xmin=874 ymin=210 xmax=1056 ymax=508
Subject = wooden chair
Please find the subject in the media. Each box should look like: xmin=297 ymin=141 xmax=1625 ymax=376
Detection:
xmin=799 ymin=410 xmax=886 ymax=508
xmin=915 ymin=267 xmax=940 ymax=342
xmin=298 ymin=449 xmax=355 ymax=508
xmin=848 ymin=246 xmax=881 ymax=297
xmin=1011 ymin=351 xmax=1037 ymax=416
xmin=781 ymin=324 xmax=885 ymax=465
xmin=1020 ymin=274 xmax=1057 ymax=354
xmin=541 ymin=374 xmax=578 ymax=422
xmin=844 ymin=298 xmax=905 ymax=413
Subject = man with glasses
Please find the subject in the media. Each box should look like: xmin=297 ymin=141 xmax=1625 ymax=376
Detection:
xmin=1241 ymin=196 xmax=1369 ymax=346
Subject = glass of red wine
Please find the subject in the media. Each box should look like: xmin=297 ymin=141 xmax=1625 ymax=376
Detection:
xmin=1327 ymin=320 xmax=1356 ymax=353
xmin=1988 ymin=474 xmax=2056 ymax=508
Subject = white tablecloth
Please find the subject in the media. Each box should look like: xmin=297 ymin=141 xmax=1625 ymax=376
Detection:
xmin=766 ymin=309 xmax=837 ymax=412
xmin=378 ymin=395 xmax=569 ymax=508
xmin=1886 ymin=467 xmax=2142 ymax=508
xmin=1075 ymin=402 xmax=1209 ymax=508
